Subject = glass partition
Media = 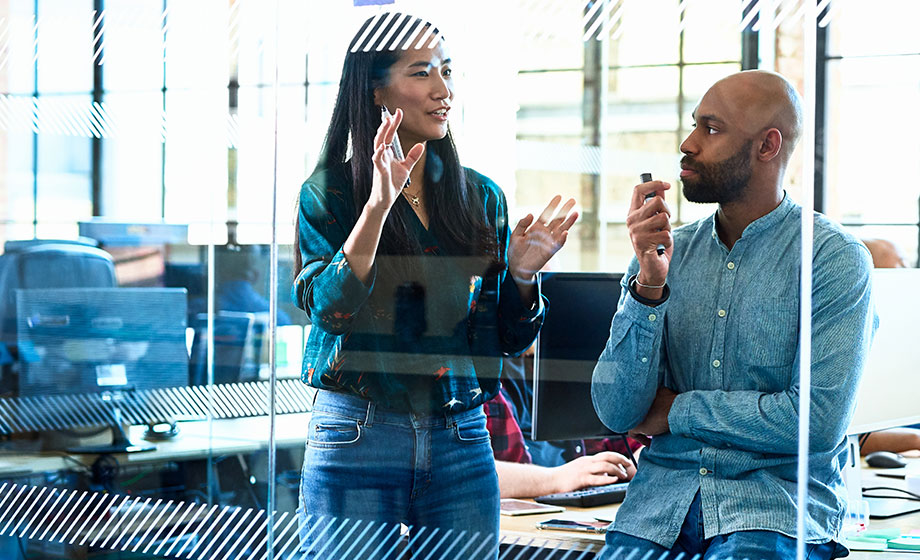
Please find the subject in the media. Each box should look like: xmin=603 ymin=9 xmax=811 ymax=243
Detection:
xmin=0 ymin=1 xmax=915 ymax=559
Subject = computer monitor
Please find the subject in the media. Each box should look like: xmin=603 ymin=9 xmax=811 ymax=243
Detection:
xmin=15 ymin=287 xmax=188 ymax=452
xmin=532 ymin=271 xmax=624 ymax=441
xmin=848 ymin=268 xmax=920 ymax=435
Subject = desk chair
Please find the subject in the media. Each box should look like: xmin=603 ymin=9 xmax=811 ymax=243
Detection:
xmin=0 ymin=243 xmax=117 ymax=392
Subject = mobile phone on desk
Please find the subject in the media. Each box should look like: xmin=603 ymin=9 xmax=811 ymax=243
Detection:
xmin=500 ymin=499 xmax=565 ymax=516
xmin=536 ymin=519 xmax=610 ymax=533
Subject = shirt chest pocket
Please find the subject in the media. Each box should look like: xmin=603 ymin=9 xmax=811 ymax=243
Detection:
xmin=736 ymin=297 xmax=800 ymax=368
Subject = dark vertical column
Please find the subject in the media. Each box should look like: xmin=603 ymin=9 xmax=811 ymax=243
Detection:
xmin=91 ymin=0 xmax=104 ymax=217
xmin=580 ymin=0 xmax=603 ymax=249
xmin=741 ymin=0 xmax=760 ymax=70
xmin=814 ymin=3 xmax=829 ymax=214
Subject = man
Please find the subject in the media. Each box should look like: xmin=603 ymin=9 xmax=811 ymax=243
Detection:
xmin=862 ymin=238 xmax=910 ymax=269
xmin=592 ymin=70 xmax=876 ymax=559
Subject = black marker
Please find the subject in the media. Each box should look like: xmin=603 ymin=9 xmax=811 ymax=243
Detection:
xmin=641 ymin=172 xmax=666 ymax=256
xmin=381 ymin=105 xmax=410 ymax=188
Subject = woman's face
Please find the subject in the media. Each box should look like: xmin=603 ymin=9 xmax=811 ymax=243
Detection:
xmin=373 ymin=40 xmax=453 ymax=149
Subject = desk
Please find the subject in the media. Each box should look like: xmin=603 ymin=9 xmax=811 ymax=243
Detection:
xmin=498 ymin=459 xmax=920 ymax=559
xmin=0 ymin=413 xmax=310 ymax=477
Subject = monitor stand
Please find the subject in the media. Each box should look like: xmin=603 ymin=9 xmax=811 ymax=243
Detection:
xmin=67 ymin=404 xmax=155 ymax=454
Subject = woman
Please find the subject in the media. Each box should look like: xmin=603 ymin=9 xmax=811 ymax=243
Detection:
xmin=293 ymin=13 xmax=577 ymax=559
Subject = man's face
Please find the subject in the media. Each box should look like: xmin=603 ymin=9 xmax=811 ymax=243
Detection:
xmin=680 ymin=138 xmax=753 ymax=204
xmin=679 ymin=83 xmax=757 ymax=205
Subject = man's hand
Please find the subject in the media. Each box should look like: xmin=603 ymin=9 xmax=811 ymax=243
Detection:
xmin=626 ymin=179 xmax=673 ymax=299
xmin=628 ymin=387 xmax=678 ymax=446
xmin=549 ymin=452 xmax=637 ymax=494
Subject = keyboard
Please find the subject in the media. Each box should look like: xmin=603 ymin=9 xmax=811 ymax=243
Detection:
xmin=535 ymin=482 xmax=629 ymax=508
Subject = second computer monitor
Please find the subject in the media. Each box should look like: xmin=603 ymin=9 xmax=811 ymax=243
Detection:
xmin=532 ymin=271 xmax=624 ymax=441
xmin=16 ymin=287 xmax=189 ymax=397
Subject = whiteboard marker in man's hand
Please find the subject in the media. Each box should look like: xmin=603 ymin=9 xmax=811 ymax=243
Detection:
xmin=641 ymin=173 xmax=666 ymax=256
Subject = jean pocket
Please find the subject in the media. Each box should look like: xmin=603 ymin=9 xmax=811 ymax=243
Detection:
xmin=307 ymin=413 xmax=363 ymax=449
xmin=451 ymin=415 xmax=490 ymax=445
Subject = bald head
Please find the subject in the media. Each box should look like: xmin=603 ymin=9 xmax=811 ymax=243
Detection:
xmin=705 ymin=70 xmax=803 ymax=163
xmin=863 ymin=238 xmax=910 ymax=268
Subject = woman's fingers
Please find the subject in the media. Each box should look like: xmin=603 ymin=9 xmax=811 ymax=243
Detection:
xmin=512 ymin=214 xmax=534 ymax=237
xmin=403 ymin=142 xmax=425 ymax=173
xmin=536 ymin=195 xmax=563 ymax=225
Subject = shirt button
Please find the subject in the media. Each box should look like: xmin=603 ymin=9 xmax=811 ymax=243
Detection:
xmin=718 ymin=309 xmax=727 ymax=318
xmin=726 ymin=262 xmax=735 ymax=270
xmin=648 ymin=314 xmax=657 ymax=322
xmin=712 ymin=359 xmax=721 ymax=368
xmin=641 ymin=357 xmax=648 ymax=363
xmin=699 ymin=468 xmax=709 ymax=476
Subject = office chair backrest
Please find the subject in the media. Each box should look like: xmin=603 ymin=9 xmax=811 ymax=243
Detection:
xmin=4 ymin=237 xmax=100 ymax=253
xmin=0 ymin=243 xmax=117 ymax=356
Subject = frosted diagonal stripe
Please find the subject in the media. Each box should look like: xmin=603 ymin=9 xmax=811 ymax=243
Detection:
xmin=29 ymin=488 xmax=67 ymax=540
xmin=153 ymin=501 xmax=200 ymax=556
xmin=186 ymin=504 xmax=236 ymax=558
xmin=88 ymin=494 xmax=133 ymax=547
xmin=225 ymin=510 xmax=267 ymax=560
xmin=206 ymin=506 xmax=252 ymax=559
xmin=129 ymin=498 xmax=165 ymax=552
xmin=8 ymin=486 xmax=46 ymax=537
xmin=72 ymin=493 xmax=111 ymax=545
xmin=350 ymin=12 xmax=385 ymax=52
xmin=102 ymin=497 xmax=147 ymax=549
xmin=740 ymin=0 xmax=763 ymax=30
xmin=0 ymin=485 xmax=33 ymax=534
xmin=47 ymin=491 xmax=89 ymax=543
xmin=362 ymin=11 xmax=396 ymax=52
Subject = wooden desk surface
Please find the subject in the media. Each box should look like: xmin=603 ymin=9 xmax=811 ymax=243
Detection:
xmin=0 ymin=412 xmax=311 ymax=476
xmin=498 ymin=459 xmax=920 ymax=558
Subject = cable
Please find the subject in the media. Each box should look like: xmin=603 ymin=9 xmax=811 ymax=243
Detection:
xmin=863 ymin=486 xmax=920 ymax=502
xmin=858 ymin=432 xmax=872 ymax=450
xmin=619 ymin=434 xmax=639 ymax=469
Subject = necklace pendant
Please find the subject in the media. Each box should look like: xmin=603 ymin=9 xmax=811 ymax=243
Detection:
xmin=410 ymin=195 xmax=420 ymax=206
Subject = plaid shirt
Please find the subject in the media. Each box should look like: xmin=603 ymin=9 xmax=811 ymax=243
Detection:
xmin=485 ymin=391 xmax=532 ymax=463
xmin=485 ymin=389 xmax=641 ymax=464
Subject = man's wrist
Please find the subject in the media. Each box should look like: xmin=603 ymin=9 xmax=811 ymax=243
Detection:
xmin=628 ymin=274 xmax=670 ymax=306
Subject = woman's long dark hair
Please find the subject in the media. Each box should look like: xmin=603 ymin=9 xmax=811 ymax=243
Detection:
xmin=294 ymin=13 xmax=500 ymax=277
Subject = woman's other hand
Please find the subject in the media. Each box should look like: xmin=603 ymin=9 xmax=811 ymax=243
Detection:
xmin=508 ymin=195 xmax=578 ymax=287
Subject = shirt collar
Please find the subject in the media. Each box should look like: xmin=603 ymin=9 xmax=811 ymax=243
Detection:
xmin=708 ymin=191 xmax=795 ymax=245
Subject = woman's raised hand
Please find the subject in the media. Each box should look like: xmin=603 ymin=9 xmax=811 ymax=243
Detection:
xmin=368 ymin=108 xmax=425 ymax=212
xmin=508 ymin=195 xmax=578 ymax=285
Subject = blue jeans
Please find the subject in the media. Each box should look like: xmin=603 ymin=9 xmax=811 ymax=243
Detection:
xmin=297 ymin=390 xmax=499 ymax=560
xmin=599 ymin=492 xmax=843 ymax=560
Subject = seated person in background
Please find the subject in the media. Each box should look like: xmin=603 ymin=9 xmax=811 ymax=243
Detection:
xmin=859 ymin=237 xmax=920 ymax=455
xmin=486 ymin=390 xmax=636 ymax=499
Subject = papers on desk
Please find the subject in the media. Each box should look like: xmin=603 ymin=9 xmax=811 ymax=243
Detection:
xmin=845 ymin=529 xmax=920 ymax=553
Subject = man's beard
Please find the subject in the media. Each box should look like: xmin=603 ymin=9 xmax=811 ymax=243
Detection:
xmin=681 ymin=139 xmax=753 ymax=204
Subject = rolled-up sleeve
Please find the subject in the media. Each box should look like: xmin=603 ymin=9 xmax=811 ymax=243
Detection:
xmin=592 ymin=260 xmax=670 ymax=434
xmin=292 ymin=181 xmax=375 ymax=335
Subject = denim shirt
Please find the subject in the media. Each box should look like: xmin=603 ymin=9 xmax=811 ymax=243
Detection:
xmin=592 ymin=195 xmax=877 ymax=547
xmin=293 ymin=163 xmax=546 ymax=414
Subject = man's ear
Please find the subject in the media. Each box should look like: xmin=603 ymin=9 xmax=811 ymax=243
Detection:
xmin=373 ymin=89 xmax=383 ymax=108
xmin=758 ymin=128 xmax=783 ymax=162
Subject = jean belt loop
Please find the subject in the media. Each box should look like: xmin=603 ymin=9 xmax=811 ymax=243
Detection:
xmin=311 ymin=388 xmax=319 ymax=408
xmin=364 ymin=399 xmax=375 ymax=428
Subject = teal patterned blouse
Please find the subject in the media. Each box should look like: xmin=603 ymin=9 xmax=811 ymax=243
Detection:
xmin=293 ymin=163 xmax=546 ymax=414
